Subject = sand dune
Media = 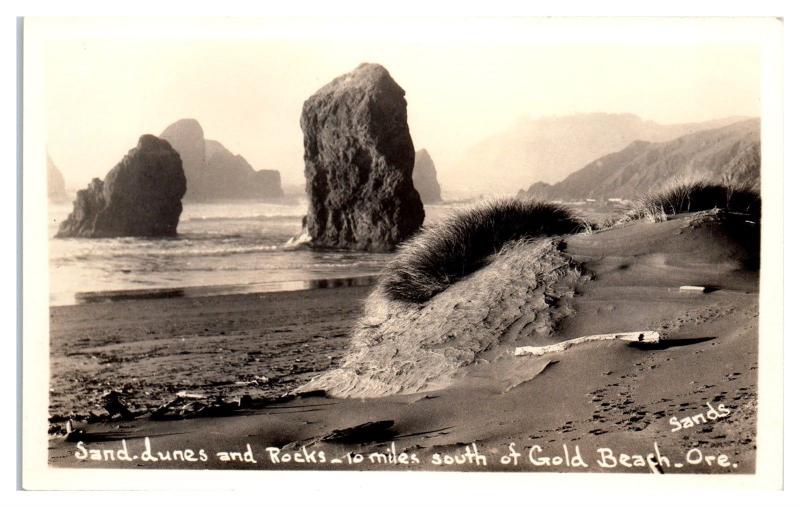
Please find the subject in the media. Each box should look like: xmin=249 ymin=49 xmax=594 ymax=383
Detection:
xmin=301 ymin=239 xmax=585 ymax=397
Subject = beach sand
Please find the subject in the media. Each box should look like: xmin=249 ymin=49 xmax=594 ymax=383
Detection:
xmin=48 ymin=285 xmax=371 ymax=418
xmin=48 ymin=211 xmax=760 ymax=473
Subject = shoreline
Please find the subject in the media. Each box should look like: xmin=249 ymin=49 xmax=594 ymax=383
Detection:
xmin=68 ymin=274 xmax=380 ymax=306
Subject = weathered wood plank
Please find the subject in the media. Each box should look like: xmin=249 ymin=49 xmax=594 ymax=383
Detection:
xmin=514 ymin=331 xmax=661 ymax=357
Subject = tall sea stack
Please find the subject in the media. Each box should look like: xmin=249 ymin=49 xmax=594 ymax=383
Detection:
xmin=57 ymin=135 xmax=186 ymax=238
xmin=300 ymin=63 xmax=424 ymax=252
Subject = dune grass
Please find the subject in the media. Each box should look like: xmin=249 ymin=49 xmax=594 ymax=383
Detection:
xmin=379 ymin=199 xmax=583 ymax=303
xmin=621 ymin=182 xmax=761 ymax=224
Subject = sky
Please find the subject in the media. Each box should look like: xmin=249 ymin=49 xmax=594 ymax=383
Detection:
xmin=31 ymin=17 xmax=766 ymax=192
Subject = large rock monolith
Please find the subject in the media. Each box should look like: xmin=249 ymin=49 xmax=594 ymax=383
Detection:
xmin=300 ymin=63 xmax=424 ymax=252
xmin=57 ymin=135 xmax=186 ymax=238
xmin=413 ymin=149 xmax=443 ymax=204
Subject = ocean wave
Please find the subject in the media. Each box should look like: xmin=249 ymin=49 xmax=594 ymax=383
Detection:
xmin=51 ymin=243 xmax=286 ymax=262
xmin=182 ymin=214 xmax=305 ymax=223
xmin=49 ymin=238 xmax=395 ymax=264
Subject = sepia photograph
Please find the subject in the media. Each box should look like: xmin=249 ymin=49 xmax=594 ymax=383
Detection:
xmin=20 ymin=15 xmax=784 ymax=488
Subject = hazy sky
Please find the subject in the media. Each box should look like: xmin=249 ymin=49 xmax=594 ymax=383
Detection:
xmin=34 ymin=18 xmax=764 ymax=191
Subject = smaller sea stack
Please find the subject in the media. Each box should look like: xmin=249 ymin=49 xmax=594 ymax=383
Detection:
xmin=413 ymin=149 xmax=443 ymax=204
xmin=57 ymin=135 xmax=186 ymax=238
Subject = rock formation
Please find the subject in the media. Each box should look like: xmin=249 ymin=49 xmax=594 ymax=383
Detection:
xmin=203 ymin=140 xmax=283 ymax=200
xmin=413 ymin=149 xmax=442 ymax=203
xmin=47 ymin=154 xmax=68 ymax=202
xmin=57 ymin=135 xmax=186 ymax=238
xmin=160 ymin=119 xmax=205 ymax=195
xmin=300 ymin=63 xmax=424 ymax=252
xmin=250 ymin=169 xmax=283 ymax=199
xmin=160 ymin=119 xmax=284 ymax=201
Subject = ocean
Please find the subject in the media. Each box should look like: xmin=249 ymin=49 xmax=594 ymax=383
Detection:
xmin=48 ymin=198 xmax=466 ymax=306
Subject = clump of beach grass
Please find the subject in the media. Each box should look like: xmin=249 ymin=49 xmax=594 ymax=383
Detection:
xmin=620 ymin=181 xmax=761 ymax=224
xmin=378 ymin=199 xmax=584 ymax=303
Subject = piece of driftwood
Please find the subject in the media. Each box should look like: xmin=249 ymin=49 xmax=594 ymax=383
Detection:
xmin=514 ymin=331 xmax=661 ymax=357
xmin=679 ymin=285 xmax=707 ymax=293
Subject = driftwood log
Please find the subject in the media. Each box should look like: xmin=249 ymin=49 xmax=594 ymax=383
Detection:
xmin=514 ymin=331 xmax=660 ymax=357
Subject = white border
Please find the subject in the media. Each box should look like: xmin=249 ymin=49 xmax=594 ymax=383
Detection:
xmin=11 ymin=10 xmax=791 ymax=504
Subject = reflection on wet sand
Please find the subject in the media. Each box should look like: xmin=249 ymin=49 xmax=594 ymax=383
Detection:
xmin=74 ymin=275 xmax=380 ymax=304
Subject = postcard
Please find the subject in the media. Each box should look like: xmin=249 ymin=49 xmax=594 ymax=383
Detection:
xmin=21 ymin=16 xmax=784 ymax=491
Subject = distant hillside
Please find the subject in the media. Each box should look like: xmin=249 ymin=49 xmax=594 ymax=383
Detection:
xmin=519 ymin=118 xmax=760 ymax=201
xmin=160 ymin=119 xmax=283 ymax=201
xmin=454 ymin=113 xmax=747 ymax=194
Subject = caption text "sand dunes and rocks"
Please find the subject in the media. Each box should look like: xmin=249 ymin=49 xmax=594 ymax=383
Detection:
xmin=73 ymin=438 xmax=738 ymax=473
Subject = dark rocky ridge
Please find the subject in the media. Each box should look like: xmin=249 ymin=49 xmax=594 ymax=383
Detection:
xmin=57 ymin=135 xmax=186 ymax=238
xmin=519 ymin=118 xmax=761 ymax=201
xmin=160 ymin=119 xmax=283 ymax=201
xmin=300 ymin=63 xmax=424 ymax=252
xmin=203 ymin=139 xmax=283 ymax=200
xmin=413 ymin=149 xmax=442 ymax=203
xmin=47 ymin=154 xmax=68 ymax=202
